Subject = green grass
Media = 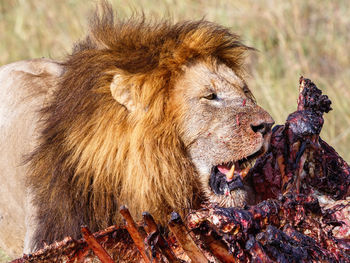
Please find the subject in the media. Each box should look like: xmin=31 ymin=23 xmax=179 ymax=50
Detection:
xmin=0 ymin=0 xmax=349 ymax=160
xmin=0 ymin=248 xmax=10 ymax=262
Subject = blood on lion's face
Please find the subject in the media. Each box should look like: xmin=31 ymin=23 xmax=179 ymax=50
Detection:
xmin=14 ymin=5 xmax=275 ymax=251
xmin=173 ymin=60 xmax=274 ymax=207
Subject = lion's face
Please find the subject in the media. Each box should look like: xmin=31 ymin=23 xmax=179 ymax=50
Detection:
xmin=173 ymin=60 xmax=274 ymax=207
xmin=23 ymin=10 xmax=276 ymax=249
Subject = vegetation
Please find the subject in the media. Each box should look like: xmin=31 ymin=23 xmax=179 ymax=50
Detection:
xmin=0 ymin=249 xmax=9 ymax=263
xmin=0 ymin=0 xmax=349 ymax=260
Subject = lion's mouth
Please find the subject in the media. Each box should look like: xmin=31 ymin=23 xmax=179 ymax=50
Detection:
xmin=209 ymin=148 xmax=264 ymax=196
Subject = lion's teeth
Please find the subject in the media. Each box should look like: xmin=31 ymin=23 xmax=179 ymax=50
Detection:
xmin=226 ymin=164 xmax=235 ymax=181
xmin=252 ymin=158 xmax=257 ymax=167
xmin=240 ymin=166 xmax=250 ymax=180
xmin=246 ymin=160 xmax=251 ymax=168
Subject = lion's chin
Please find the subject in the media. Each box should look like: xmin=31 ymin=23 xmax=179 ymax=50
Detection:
xmin=207 ymin=142 xmax=268 ymax=207
xmin=207 ymin=186 xmax=256 ymax=208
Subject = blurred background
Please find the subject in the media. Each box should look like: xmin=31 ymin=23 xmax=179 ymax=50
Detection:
xmin=1 ymin=1 xmax=349 ymax=155
xmin=0 ymin=0 xmax=349 ymax=260
xmin=0 ymin=1 xmax=349 ymax=146
xmin=1 ymin=0 xmax=349 ymax=163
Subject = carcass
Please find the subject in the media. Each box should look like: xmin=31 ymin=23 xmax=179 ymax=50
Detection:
xmin=186 ymin=77 xmax=349 ymax=262
xmin=12 ymin=77 xmax=350 ymax=262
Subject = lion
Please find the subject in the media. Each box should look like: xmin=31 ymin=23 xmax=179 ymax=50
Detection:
xmin=0 ymin=3 xmax=273 ymax=257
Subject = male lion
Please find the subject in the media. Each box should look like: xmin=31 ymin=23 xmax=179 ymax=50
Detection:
xmin=0 ymin=4 xmax=273 ymax=257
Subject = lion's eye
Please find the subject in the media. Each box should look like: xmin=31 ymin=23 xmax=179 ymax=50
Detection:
xmin=242 ymin=85 xmax=256 ymax=102
xmin=242 ymin=86 xmax=250 ymax=95
xmin=203 ymin=93 xmax=217 ymax=100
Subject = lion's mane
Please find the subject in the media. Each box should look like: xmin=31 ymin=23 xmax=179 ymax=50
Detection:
xmin=28 ymin=3 xmax=250 ymax=247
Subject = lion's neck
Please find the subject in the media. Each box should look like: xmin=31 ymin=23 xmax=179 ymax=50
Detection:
xmin=28 ymin=92 xmax=202 ymax=249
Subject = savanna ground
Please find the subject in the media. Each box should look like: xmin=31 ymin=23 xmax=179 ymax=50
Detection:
xmin=0 ymin=0 xmax=349 ymax=261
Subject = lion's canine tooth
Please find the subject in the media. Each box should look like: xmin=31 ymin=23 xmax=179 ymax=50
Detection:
xmin=247 ymin=160 xmax=252 ymax=168
xmin=247 ymin=162 xmax=251 ymax=169
xmin=240 ymin=166 xmax=250 ymax=180
xmin=226 ymin=164 xmax=235 ymax=181
xmin=252 ymin=158 xmax=257 ymax=167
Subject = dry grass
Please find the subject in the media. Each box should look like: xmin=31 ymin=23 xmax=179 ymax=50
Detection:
xmin=0 ymin=249 xmax=9 ymax=263
xmin=1 ymin=0 xmax=349 ymax=162
xmin=0 ymin=0 xmax=349 ymax=258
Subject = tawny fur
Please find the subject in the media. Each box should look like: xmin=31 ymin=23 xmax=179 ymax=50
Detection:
xmin=0 ymin=59 xmax=62 ymax=257
xmin=26 ymin=3 xmax=262 ymax=250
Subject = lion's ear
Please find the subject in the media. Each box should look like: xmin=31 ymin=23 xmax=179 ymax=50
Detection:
xmin=110 ymin=74 xmax=136 ymax=112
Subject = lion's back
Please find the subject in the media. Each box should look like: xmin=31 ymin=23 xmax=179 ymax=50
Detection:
xmin=0 ymin=59 xmax=62 ymax=258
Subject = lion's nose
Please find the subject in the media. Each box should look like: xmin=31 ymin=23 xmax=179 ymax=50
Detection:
xmin=250 ymin=120 xmax=274 ymax=135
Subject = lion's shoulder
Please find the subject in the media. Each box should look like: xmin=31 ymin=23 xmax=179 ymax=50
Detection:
xmin=0 ymin=58 xmax=62 ymax=103
xmin=0 ymin=58 xmax=63 ymax=257
xmin=0 ymin=58 xmax=62 ymax=76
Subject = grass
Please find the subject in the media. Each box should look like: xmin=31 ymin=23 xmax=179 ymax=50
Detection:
xmin=0 ymin=249 xmax=10 ymax=263
xmin=0 ymin=0 xmax=349 ymax=259
xmin=1 ymin=0 xmax=349 ymax=161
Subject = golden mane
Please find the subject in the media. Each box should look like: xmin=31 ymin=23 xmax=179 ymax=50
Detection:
xmin=28 ymin=2 xmax=251 ymax=246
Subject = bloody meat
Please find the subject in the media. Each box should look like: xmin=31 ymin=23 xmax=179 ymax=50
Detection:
xmin=12 ymin=77 xmax=350 ymax=263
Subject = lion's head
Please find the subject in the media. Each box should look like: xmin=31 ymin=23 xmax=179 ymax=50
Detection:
xmin=172 ymin=60 xmax=273 ymax=208
xmin=28 ymin=3 xmax=273 ymax=248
